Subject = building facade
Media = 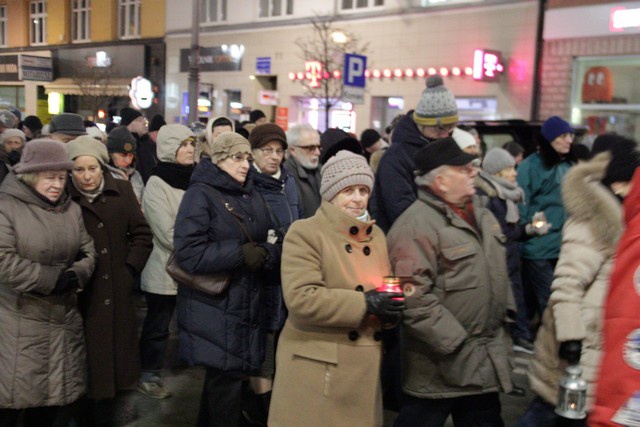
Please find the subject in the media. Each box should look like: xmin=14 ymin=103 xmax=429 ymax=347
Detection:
xmin=165 ymin=0 xmax=539 ymax=134
xmin=0 ymin=0 xmax=165 ymax=123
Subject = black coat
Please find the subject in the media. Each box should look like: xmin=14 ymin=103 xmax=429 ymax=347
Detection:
xmin=173 ymin=160 xmax=280 ymax=373
xmin=134 ymin=132 xmax=158 ymax=184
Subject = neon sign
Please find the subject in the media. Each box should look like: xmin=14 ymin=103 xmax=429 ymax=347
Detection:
xmin=610 ymin=7 xmax=640 ymax=32
xmin=472 ymin=49 xmax=504 ymax=82
xmin=305 ymin=61 xmax=322 ymax=88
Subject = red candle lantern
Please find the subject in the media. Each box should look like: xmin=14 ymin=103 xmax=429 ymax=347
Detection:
xmin=377 ymin=276 xmax=404 ymax=301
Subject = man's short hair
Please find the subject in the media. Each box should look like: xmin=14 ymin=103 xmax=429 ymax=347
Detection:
xmin=286 ymin=123 xmax=316 ymax=147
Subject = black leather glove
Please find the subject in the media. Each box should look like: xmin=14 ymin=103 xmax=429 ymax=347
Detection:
xmin=558 ymin=340 xmax=582 ymax=365
xmin=364 ymin=289 xmax=405 ymax=319
xmin=51 ymin=271 xmax=79 ymax=295
xmin=241 ymin=242 xmax=268 ymax=271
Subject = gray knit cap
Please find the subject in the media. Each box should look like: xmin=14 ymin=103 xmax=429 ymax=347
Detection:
xmin=13 ymin=138 xmax=75 ymax=173
xmin=0 ymin=129 xmax=26 ymax=144
xmin=0 ymin=110 xmax=17 ymax=129
xmin=482 ymin=148 xmax=516 ymax=175
xmin=320 ymin=150 xmax=374 ymax=201
xmin=66 ymin=135 xmax=110 ymax=165
xmin=413 ymin=75 xmax=458 ymax=126
xmin=156 ymin=124 xmax=194 ymax=162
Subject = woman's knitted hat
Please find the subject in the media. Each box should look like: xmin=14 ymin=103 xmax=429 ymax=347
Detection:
xmin=482 ymin=148 xmax=516 ymax=175
xmin=1 ymin=129 xmax=26 ymax=144
xmin=452 ymin=128 xmax=476 ymax=151
xmin=107 ymin=126 xmax=137 ymax=154
xmin=413 ymin=75 xmax=458 ymax=126
xmin=157 ymin=124 xmax=195 ymax=162
xmin=66 ymin=135 xmax=110 ymax=165
xmin=541 ymin=116 xmax=573 ymax=143
xmin=13 ymin=138 xmax=74 ymax=173
xmin=320 ymin=150 xmax=374 ymax=201
xmin=211 ymin=132 xmax=251 ymax=163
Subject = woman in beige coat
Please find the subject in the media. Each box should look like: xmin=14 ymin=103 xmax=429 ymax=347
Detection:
xmin=0 ymin=139 xmax=96 ymax=426
xmin=517 ymin=137 xmax=640 ymax=426
xmin=269 ymin=151 xmax=404 ymax=427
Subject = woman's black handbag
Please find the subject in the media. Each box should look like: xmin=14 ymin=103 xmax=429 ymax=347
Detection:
xmin=165 ymin=251 xmax=231 ymax=296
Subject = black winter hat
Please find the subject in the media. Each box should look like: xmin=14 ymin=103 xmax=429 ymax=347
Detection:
xmin=22 ymin=115 xmax=43 ymax=131
xmin=360 ymin=129 xmax=381 ymax=149
xmin=593 ymin=134 xmax=640 ymax=185
xmin=148 ymin=114 xmax=166 ymax=133
xmin=414 ymin=136 xmax=477 ymax=175
xmin=119 ymin=107 xmax=143 ymax=127
xmin=107 ymin=126 xmax=137 ymax=154
xmin=249 ymin=109 xmax=266 ymax=123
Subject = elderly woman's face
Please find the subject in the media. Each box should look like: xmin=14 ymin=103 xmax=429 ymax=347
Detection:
xmin=71 ymin=155 xmax=103 ymax=192
xmin=331 ymin=184 xmax=370 ymax=218
xmin=217 ymin=152 xmax=252 ymax=184
xmin=3 ymin=136 xmax=24 ymax=153
xmin=34 ymin=170 xmax=67 ymax=202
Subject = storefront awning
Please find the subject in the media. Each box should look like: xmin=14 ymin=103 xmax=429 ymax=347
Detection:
xmin=43 ymin=77 xmax=131 ymax=96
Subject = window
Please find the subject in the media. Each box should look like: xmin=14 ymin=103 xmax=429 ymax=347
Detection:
xmin=72 ymin=0 xmax=91 ymax=42
xmin=30 ymin=1 xmax=47 ymax=45
xmin=259 ymin=0 xmax=293 ymax=18
xmin=118 ymin=0 xmax=140 ymax=39
xmin=200 ymin=0 xmax=226 ymax=23
xmin=341 ymin=0 xmax=383 ymax=10
xmin=0 ymin=6 xmax=7 ymax=47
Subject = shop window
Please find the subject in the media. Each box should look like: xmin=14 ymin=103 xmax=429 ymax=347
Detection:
xmin=341 ymin=0 xmax=384 ymax=10
xmin=200 ymin=0 xmax=226 ymax=23
xmin=0 ymin=86 xmax=25 ymax=111
xmin=72 ymin=0 xmax=91 ymax=42
xmin=0 ymin=6 xmax=6 ymax=47
xmin=259 ymin=0 xmax=293 ymax=18
xmin=118 ymin=0 xmax=140 ymax=39
xmin=30 ymin=1 xmax=47 ymax=46
xmin=571 ymin=56 xmax=640 ymax=141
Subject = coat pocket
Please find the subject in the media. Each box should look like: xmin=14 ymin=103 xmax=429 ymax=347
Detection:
xmin=291 ymin=340 xmax=338 ymax=397
xmin=441 ymin=243 xmax=477 ymax=291
xmin=437 ymin=339 xmax=485 ymax=387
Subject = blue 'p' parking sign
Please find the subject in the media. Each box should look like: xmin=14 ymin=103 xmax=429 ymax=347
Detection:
xmin=343 ymin=53 xmax=367 ymax=88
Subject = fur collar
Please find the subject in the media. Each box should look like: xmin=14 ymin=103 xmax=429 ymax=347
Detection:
xmin=562 ymin=152 xmax=622 ymax=250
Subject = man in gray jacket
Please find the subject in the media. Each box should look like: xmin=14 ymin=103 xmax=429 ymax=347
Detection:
xmin=387 ymin=137 xmax=515 ymax=426
xmin=284 ymin=123 xmax=322 ymax=218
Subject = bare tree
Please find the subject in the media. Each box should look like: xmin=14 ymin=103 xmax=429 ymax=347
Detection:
xmin=295 ymin=15 xmax=368 ymax=130
xmin=72 ymin=66 xmax=123 ymax=120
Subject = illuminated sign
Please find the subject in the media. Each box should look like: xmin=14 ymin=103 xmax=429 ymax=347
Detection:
xmin=610 ymin=7 xmax=640 ymax=32
xmin=305 ymin=61 xmax=322 ymax=88
xmin=472 ymin=49 xmax=504 ymax=82
xmin=129 ymin=76 xmax=154 ymax=110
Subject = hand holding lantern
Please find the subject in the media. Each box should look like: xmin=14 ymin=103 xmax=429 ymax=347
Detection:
xmin=526 ymin=211 xmax=552 ymax=236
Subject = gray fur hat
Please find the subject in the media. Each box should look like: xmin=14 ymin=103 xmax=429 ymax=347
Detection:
xmin=13 ymin=138 xmax=75 ymax=173
xmin=482 ymin=148 xmax=516 ymax=175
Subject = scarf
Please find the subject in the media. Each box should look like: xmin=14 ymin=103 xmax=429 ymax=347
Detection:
xmin=481 ymin=171 xmax=525 ymax=224
xmin=152 ymin=161 xmax=195 ymax=190
xmin=73 ymin=176 xmax=105 ymax=203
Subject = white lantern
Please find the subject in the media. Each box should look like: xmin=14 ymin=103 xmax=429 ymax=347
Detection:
xmin=555 ymin=365 xmax=587 ymax=419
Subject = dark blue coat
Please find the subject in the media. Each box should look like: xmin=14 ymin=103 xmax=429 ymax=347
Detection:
xmin=252 ymin=165 xmax=301 ymax=331
xmin=369 ymin=111 xmax=431 ymax=232
xmin=173 ymin=160 xmax=279 ymax=373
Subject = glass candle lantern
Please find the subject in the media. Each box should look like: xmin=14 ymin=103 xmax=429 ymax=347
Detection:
xmin=377 ymin=276 xmax=404 ymax=301
xmin=532 ymin=211 xmax=548 ymax=229
xmin=555 ymin=365 xmax=587 ymax=419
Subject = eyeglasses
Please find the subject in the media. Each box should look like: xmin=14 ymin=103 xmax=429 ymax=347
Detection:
xmin=296 ymin=144 xmax=322 ymax=153
xmin=229 ymin=153 xmax=253 ymax=163
xmin=259 ymin=147 xmax=285 ymax=156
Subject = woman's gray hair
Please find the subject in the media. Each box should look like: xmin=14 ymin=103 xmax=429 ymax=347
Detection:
xmin=286 ymin=123 xmax=316 ymax=147
xmin=415 ymin=165 xmax=448 ymax=188
xmin=16 ymin=172 xmax=40 ymax=187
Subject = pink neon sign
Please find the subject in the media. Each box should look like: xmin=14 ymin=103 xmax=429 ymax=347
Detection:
xmin=472 ymin=49 xmax=504 ymax=82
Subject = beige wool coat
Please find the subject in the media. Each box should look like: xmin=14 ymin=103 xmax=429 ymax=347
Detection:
xmin=0 ymin=173 xmax=96 ymax=408
xmin=269 ymin=201 xmax=390 ymax=427
xmin=529 ymin=153 xmax=622 ymax=408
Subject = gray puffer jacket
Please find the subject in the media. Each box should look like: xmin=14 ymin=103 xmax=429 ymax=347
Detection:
xmin=0 ymin=172 xmax=96 ymax=408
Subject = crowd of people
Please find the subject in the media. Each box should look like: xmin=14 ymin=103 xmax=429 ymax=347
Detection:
xmin=0 ymin=73 xmax=639 ymax=427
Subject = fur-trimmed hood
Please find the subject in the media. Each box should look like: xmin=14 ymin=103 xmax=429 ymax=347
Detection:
xmin=562 ymin=152 xmax=623 ymax=250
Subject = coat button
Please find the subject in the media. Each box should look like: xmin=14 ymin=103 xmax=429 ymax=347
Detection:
xmin=97 ymin=222 xmax=104 ymax=229
xmin=101 ymin=248 xmax=108 ymax=255
xmin=363 ymin=246 xmax=371 ymax=256
xmin=355 ymin=285 xmax=364 ymax=292
xmin=345 ymin=244 xmax=352 ymax=253
xmin=374 ymin=332 xmax=383 ymax=341
xmin=102 ymin=274 xmax=109 ymax=280
xmin=349 ymin=226 xmax=358 ymax=235
xmin=366 ymin=226 xmax=373 ymax=235
xmin=348 ymin=331 xmax=359 ymax=341
xmin=104 ymin=299 xmax=111 ymax=305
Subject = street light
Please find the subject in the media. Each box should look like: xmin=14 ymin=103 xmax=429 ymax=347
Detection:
xmin=331 ymin=31 xmax=348 ymax=44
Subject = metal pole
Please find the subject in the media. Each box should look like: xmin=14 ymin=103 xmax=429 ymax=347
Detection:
xmin=531 ymin=0 xmax=546 ymax=121
xmin=187 ymin=0 xmax=200 ymax=125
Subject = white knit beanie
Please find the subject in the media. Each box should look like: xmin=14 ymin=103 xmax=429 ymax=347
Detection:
xmin=320 ymin=151 xmax=374 ymax=201
xmin=413 ymin=75 xmax=458 ymax=126
xmin=452 ymin=128 xmax=477 ymax=151
xmin=482 ymin=148 xmax=516 ymax=175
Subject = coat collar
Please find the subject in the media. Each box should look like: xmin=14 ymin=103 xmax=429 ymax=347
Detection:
xmin=68 ymin=171 xmax=121 ymax=204
xmin=318 ymin=200 xmax=375 ymax=242
xmin=417 ymin=188 xmax=485 ymax=238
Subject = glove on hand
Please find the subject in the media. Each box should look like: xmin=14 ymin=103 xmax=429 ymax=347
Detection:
xmin=558 ymin=340 xmax=582 ymax=365
xmin=52 ymin=271 xmax=79 ymax=295
xmin=241 ymin=242 xmax=268 ymax=271
xmin=525 ymin=222 xmax=552 ymax=236
xmin=364 ymin=289 xmax=405 ymax=319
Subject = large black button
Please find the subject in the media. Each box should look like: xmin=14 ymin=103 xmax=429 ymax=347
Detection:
xmin=349 ymin=226 xmax=358 ymax=235
xmin=345 ymin=244 xmax=352 ymax=253
xmin=374 ymin=332 xmax=383 ymax=341
xmin=363 ymin=246 xmax=371 ymax=256
xmin=355 ymin=285 xmax=364 ymax=292
xmin=348 ymin=331 xmax=359 ymax=341
xmin=366 ymin=226 xmax=373 ymax=235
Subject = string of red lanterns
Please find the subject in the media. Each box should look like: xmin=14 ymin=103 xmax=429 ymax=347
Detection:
xmin=287 ymin=66 xmax=480 ymax=81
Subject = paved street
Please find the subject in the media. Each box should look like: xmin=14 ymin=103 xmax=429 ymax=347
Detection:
xmin=108 ymin=307 xmax=534 ymax=426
